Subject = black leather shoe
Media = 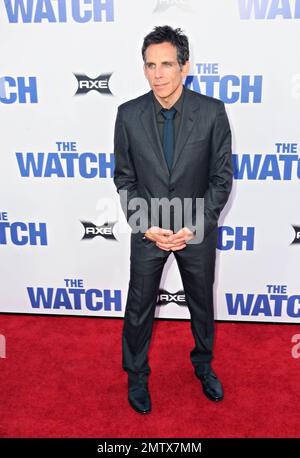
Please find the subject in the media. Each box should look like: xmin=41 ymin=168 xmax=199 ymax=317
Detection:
xmin=195 ymin=369 xmax=224 ymax=402
xmin=128 ymin=386 xmax=151 ymax=414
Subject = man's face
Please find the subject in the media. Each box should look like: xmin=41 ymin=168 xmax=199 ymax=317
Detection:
xmin=143 ymin=41 xmax=189 ymax=100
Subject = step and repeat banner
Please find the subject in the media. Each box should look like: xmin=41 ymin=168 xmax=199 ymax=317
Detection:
xmin=0 ymin=0 xmax=299 ymax=322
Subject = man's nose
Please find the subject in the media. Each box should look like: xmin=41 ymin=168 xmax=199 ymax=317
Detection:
xmin=154 ymin=66 xmax=163 ymax=78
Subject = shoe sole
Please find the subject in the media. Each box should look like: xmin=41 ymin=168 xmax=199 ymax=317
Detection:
xmin=195 ymin=373 xmax=224 ymax=402
xmin=202 ymin=389 xmax=224 ymax=402
xmin=128 ymin=398 xmax=152 ymax=414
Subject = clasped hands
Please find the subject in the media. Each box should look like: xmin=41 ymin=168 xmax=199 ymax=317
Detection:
xmin=144 ymin=226 xmax=195 ymax=251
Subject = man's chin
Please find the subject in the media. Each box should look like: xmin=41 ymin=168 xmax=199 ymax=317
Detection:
xmin=152 ymin=85 xmax=171 ymax=98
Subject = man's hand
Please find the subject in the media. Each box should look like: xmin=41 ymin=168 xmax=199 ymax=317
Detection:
xmin=166 ymin=227 xmax=195 ymax=251
xmin=144 ymin=227 xmax=195 ymax=251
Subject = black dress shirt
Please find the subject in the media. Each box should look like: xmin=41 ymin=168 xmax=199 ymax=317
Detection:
xmin=152 ymin=84 xmax=185 ymax=146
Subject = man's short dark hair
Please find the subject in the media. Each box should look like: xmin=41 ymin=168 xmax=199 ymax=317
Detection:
xmin=142 ymin=25 xmax=189 ymax=68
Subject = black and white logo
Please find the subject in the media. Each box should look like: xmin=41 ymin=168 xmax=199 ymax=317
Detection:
xmin=157 ymin=289 xmax=186 ymax=306
xmin=153 ymin=0 xmax=193 ymax=13
xmin=74 ymin=73 xmax=113 ymax=95
xmin=291 ymin=225 xmax=300 ymax=244
xmin=81 ymin=221 xmax=117 ymax=240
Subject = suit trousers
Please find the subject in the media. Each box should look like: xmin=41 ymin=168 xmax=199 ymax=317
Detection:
xmin=122 ymin=225 xmax=218 ymax=388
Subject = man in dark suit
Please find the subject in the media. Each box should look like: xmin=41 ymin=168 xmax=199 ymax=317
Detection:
xmin=113 ymin=26 xmax=233 ymax=414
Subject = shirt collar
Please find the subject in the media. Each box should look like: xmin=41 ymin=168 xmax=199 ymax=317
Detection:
xmin=152 ymin=84 xmax=185 ymax=115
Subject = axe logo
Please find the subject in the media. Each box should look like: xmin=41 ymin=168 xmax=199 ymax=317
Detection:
xmin=80 ymin=221 xmax=117 ymax=240
xmin=74 ymin=73 xmax=113 ymax=95
xmin=153 ymin=0 xmax=193 ymax=13
xmin=157 ymin=289 xmax=187 ymax=306
xmin=291 ymin=225 xmax=300 ymax=244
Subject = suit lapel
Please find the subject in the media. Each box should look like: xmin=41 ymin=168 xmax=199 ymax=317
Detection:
xmin=140 ymin=91 xmax=170 ymax=176
xmin=170 ymin=87 xmax=198 ymax=173
xmin=140 ymin=85 xmax=199 ymax=176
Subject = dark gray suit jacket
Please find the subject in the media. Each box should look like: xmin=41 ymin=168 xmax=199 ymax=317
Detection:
xmin=113 ymin=85 xmax=233 ymax=242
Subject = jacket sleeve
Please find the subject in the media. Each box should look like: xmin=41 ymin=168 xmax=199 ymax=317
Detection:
xmin=202 ymin=101 xmax=233 ymax=238
xmin=186 ymin=101 xmax=232 ymax=242
xmin=113 ymin=106 xmax=149 ymax=233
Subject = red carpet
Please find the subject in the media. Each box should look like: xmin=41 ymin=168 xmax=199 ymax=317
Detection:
xmin=0 ymin=315 xmax=299 ymax=438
